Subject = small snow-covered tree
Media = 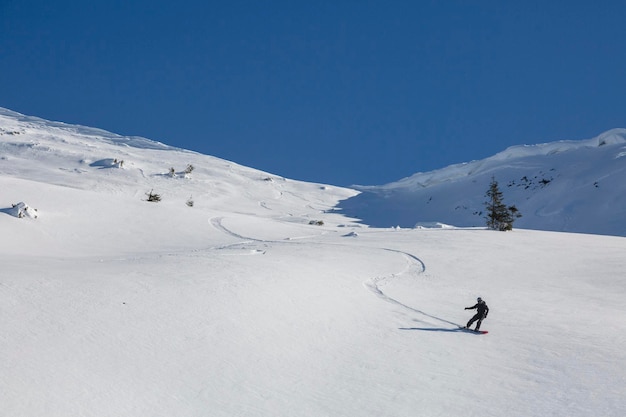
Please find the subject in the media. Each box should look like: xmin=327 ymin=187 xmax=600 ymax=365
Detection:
xmin=485 ymin=177 xmax=521 ymax=231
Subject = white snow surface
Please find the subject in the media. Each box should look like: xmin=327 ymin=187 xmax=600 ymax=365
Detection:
xmin=1 ymin=108 xmax=626 ymax=416
xmin=341 ymin=128 xmax=626 ymax=236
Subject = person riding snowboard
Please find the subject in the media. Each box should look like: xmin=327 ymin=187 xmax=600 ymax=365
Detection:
xmin=465 ymin=297 xmax=489 ymax=331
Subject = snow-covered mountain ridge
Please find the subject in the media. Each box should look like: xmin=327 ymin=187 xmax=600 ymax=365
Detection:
xmin=340 ymin=128 xmax=626 ymax=236
xmin=365 ymin=128 xmax=626 ymax=190
xmin=3 ymin=107 xmax=626 ymax=237
xmin=2 ymin=107 xmax=626 ymax=417
xmin=0 ymin=107 xmax=176 ymax=151
xmin=0 ymin=107 xmax=358 ymax=257
xmin=0 ymin=106 xmax=357 ymax=212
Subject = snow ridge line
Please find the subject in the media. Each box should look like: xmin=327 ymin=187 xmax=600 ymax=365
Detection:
xmin=365 ymin=248 xmax=461 ymax=327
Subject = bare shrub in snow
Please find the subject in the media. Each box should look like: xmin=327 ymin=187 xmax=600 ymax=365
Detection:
xmin=146 ymin=190 xmax=162 ymax=202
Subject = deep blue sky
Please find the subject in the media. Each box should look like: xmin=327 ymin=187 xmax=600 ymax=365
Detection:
xmin=1 ymin=1 xmax=625 ymax=186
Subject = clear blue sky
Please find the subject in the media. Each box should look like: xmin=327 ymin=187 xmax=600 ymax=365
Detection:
xmin=1 ymin=1 xmax=625 ymax=186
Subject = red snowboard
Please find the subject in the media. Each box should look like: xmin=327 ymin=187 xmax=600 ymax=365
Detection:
xmin=460 ymin=327 xmax=488 ymax=334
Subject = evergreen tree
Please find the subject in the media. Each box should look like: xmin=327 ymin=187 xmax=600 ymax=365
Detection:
xmin=485 ymin=177 xmax=522 ymax=231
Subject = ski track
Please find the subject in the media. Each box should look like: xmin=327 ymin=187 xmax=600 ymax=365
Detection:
xmin=209 ymin=216 xmax=262 ymax=242
xmin=209 ymin=216 xmax=460 ymax=328
xmin=364 ymin=249 xmax=462 ymax=328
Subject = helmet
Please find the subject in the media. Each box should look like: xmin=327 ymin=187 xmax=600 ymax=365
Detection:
xmin=477 ymin=297 xmax=482 ymax=302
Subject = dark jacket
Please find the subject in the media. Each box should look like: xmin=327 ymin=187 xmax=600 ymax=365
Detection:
xmin=466 ymin=300 xmax=489 ymax=318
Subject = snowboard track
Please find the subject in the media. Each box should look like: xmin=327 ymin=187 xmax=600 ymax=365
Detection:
xmin=364 ymin=249 xmax=462 ymax=328
xmin=210 ymin=216 xmax=461 ymax=328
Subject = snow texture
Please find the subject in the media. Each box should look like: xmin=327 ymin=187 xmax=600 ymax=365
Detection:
xmin=1 ymin=108 xmax=625 ymax=417
xmin=340 ymin=129 xmax=626 ymax=236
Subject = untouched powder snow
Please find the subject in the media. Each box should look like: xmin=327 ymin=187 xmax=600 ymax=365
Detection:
xmin=1 ymin=108 xmax=626 ymax=416
xmin=340 ymin=129 xmax=626 ymax=236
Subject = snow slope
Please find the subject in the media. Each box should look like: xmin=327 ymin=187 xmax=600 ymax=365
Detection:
xmin=1 ymin=108 xmax=626 ymax=416
xmin=339 ymin=129 xmax=626 ymax=236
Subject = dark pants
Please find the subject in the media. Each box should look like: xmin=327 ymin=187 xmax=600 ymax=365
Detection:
xmin=467 ymin=314 xmax=485 ymax=330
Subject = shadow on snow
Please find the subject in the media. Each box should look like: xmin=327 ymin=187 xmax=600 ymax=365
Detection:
xmin=399 ymin=327 xmax=484 ymax=334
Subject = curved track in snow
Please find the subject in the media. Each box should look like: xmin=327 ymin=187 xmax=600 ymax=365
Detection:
xmin=365 ymin=249 xmax=461 ymax=327
xmin=209 ymin=216 xmax=459 ymax=327
xmin=209 ymin=217 xmax=258 ymax=242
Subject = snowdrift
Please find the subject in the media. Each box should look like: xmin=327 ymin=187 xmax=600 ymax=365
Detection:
xmin=7 ymin=201 xmax=38 ymax=219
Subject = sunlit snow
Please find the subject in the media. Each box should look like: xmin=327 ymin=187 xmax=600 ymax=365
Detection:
xmin=341 ymin=129 xmax=626 ymax=236
xmin=1 ymin=108 xmax=625 ymax=417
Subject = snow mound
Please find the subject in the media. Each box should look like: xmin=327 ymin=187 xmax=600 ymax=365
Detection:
xmin=341 ymin=127 xmax=626 ymax=236
xmin=8 ymin=202 xmax=38 ymax=219
xmin=414 ymin=222 xmax=455 ymax=229
xmin=89 ymin=158 xmax=125 ymax=169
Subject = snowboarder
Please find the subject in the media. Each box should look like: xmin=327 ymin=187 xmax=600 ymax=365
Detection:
xmin=465 ymin=297 xmax=489 ymax=331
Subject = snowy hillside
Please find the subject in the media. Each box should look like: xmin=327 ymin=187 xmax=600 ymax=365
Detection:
xmin=1 ymin=108 xmax=626 ymax=417
xmin=340 ymin=129 xmax=626 ymax=236
xmin=0 ymin=107 xmax=358 ymax=257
